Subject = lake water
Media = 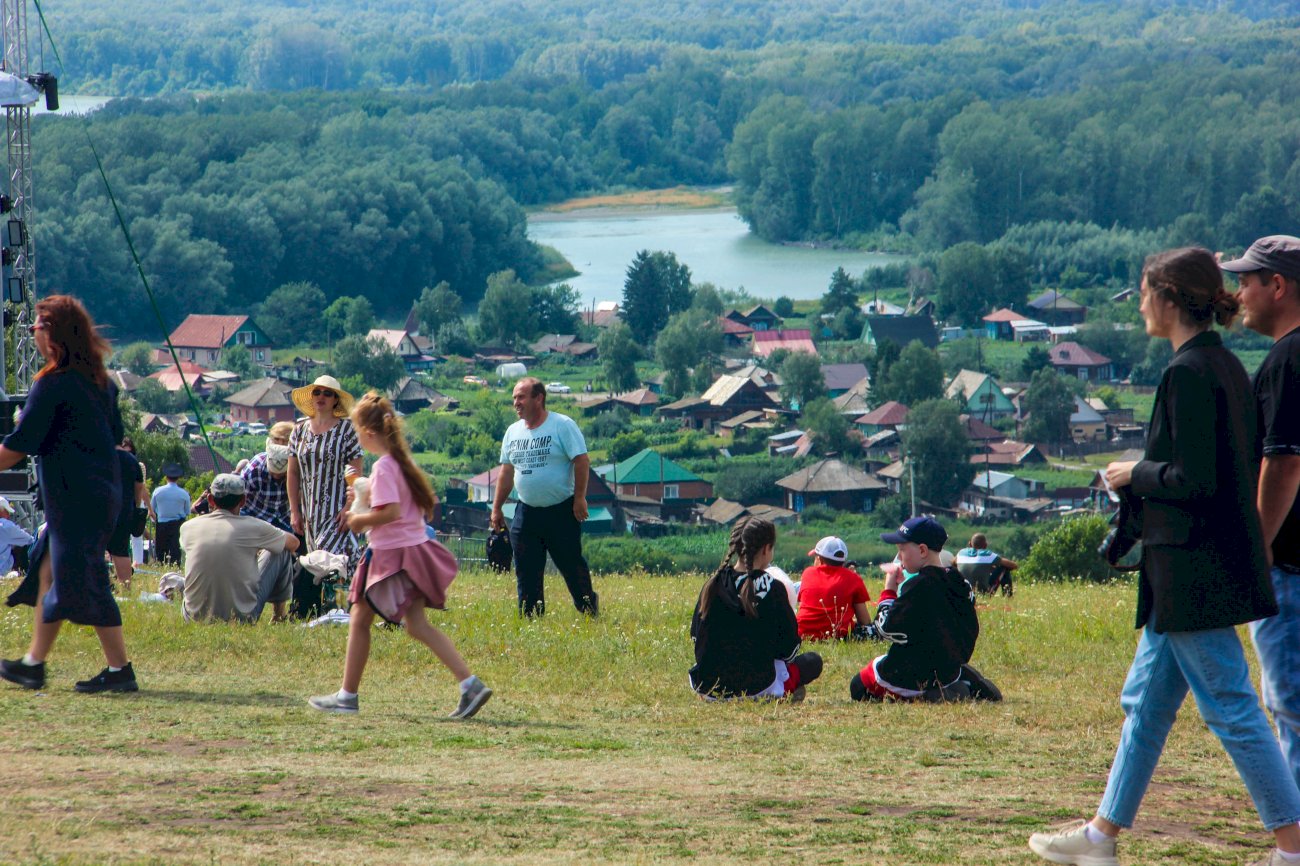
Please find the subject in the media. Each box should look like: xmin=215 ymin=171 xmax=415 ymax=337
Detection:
xmin=528 ymin=208 xmax=906 ymax=306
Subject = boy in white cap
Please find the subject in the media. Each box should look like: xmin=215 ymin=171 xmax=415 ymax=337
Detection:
xmin=796 ymin=536 xmax=872 ymax=640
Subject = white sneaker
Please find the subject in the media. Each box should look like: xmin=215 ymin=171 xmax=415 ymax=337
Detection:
xmin=449 ymin=677 xmax=492 ymax=720
xmin=1248 ymin=851 xmax=1300 ymax=866
xmin=308 ymin=692 xmax=358 ymax=713
xmin=1028 ymin=819 xmax=1120 ymax=866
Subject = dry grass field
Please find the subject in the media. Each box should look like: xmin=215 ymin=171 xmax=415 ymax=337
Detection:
xmin=0 ymin=566 xmax=1281 ymax=866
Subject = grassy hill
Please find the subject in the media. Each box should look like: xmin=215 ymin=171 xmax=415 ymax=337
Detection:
xmin=0 ymin=567 xmax=1276 ymax=865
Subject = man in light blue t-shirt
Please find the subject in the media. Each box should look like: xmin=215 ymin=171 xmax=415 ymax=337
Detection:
xmin=490 ymin=377 xmax=597 ymax=617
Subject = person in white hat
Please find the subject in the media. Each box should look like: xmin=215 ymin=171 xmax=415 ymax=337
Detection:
xmin=796 ymin=536 xmax=873 ymax=641
xmin=286 ymin=375 xmax=362 ymax=618
xmin=238 ymin=422 xmax=297 ymax=621
xmin=0 ymin=496 xmax=33 ymax=577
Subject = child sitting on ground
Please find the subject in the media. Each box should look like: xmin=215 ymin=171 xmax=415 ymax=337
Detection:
xmin=689 ymin=517 xmax=822 ymax=701
xmin=795 ymin=536 xmax=873 ymax=640
xmin=849 ymin=516 xmax=1000 ymax=702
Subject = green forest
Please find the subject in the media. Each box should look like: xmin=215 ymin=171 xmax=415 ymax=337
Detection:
xmin=29 ymin=0 xmax=1300 ymax=335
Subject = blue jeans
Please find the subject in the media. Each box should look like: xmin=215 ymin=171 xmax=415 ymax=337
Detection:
xmin=1252 ymin=566 xmax=1300 ymax=792
xmin=1097 ymin=624 xmax=1300 ymax=831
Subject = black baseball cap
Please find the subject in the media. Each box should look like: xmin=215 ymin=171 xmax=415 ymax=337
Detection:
xmin=1219 ymin=235 xmax=1300 ymax=281
xmin=880 ymin=516 xmax=947 ymax=550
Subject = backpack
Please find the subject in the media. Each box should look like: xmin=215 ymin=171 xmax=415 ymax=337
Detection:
xmin=486 ymin=529 xmax=513 ymax=573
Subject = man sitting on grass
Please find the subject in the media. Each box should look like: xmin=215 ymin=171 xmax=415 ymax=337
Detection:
xmin=849 ymin=517 xmax=1000 ymax=703
xmin=180 ymin=473 xmax=299 ymax=624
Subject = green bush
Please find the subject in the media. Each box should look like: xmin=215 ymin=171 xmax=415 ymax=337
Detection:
xmin=585 ymin=537 xmax=679 ymax=575
xmin=1019 ymin=514 xmax=1113 ymax=583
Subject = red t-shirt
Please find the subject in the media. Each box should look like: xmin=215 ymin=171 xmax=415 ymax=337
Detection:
xmin=796 ymin=563 xmax=871 ymax=639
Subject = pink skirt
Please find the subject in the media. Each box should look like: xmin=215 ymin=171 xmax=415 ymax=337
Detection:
xmin=349 ymin=539 xmax=459 ymax=624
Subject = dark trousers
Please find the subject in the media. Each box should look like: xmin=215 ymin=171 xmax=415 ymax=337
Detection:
xmin=510 ymin=496 xmax=596 ymax=617
xmin=155 ymin=519 xmax=183 ymax=566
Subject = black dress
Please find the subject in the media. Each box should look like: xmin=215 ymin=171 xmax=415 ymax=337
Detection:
xmin=3 ymin=371 xmax=123 ymax=626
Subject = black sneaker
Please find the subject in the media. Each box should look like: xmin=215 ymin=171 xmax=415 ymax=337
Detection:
xmin=74 ymin=662 xmax=138 ymax=694
xmin=0 ymin=657 xmax=45 ymax=690
xmin=960 ymin=663 xmax=1003 ymax=702
xmin=580 ymin=591 xmax=599 ymax=618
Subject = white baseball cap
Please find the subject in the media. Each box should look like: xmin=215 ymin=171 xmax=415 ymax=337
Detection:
xmin=0 ymin=496 xmax=11 ymax=513
xmin=808 ymin=536 xmax=848 ymax=563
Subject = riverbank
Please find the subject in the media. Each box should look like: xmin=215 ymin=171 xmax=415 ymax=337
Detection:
xmin=531 ymin=186 xmax=733 ymax=220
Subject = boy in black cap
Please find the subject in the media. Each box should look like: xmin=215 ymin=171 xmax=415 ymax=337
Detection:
xmin=849 ymin=516 xmax=998 ymax=702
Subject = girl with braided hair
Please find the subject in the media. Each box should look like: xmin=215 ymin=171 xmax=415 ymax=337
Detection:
xmin=308 ymin=392 xmax=491 ymax=720
xmin=688 ymin=517 xmax=822 ymax=700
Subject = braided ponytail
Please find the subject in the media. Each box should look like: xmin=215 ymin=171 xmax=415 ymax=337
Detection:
xmin=735 ymin=518 xmax=775 ymax=618
xmin=697 ymin=517 xmax=750 ymax=619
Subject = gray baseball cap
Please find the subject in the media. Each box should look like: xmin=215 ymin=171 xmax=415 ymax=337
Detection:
xmin=1219 ymin=235 xmax=1300 ymax=281
xmin=210 ymin=473 xmax=246 ymax=498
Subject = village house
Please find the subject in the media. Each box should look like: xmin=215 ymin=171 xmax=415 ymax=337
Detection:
xmin=723 ymin=304 xmax=780 ymax=332
xmin=960 ymin=470 xmax=1053 ymax=522
xmin=388 ymin=376 xmax=456 ymax=414
xmin=751 ymin=329 xmax=817 ymax=359
xmin=165 ymin=314 xmax=273 ymax=366
xmin=658 ymin=374 xmax=779 ymax=431
xmin=531 ymin=334 xmax=598 ymax=360
xmin=367 ymin=329 xmax=437 ymax=373
xmin=982 ymin=308 xmax=1022 ymax=341
xmin=600 ymin=448 xmax=713 ymax=505
xmin=224 ymin=378 xmax=296 ymax=425
xmin=1028 ymin=289 xmax=1088 ymax=326
xmin=854 ymin=401 xmax=909 ymax=436
xmin=1050 ymin=341 xmax=1114 ymax=382
xmin=612 ymin=388 xmax=659 ymax=417
xmin=821 ymin=363 xmax=869 ymax=398
xmin=775 ymin=458 xmax=888 ymax=515
xmin=862 ymin=315 xmax=940 ymax=350
xmin=946 ymin=370 xmax=1015 ymax=420
xmin=1070 ymin=397 xmax=1108 ymax=442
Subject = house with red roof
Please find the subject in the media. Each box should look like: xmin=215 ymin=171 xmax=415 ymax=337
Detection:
xmin=982 ymin=308 xmax=1022 ymax=341
xmin=751 ymin=329 xmax=817 ymax=359
xmin=148 ymin=360 xmax=214 ymax=394
xmin=1049 ymin=341 xmax=1113 ymax=382
xmin=165 ymin=315 xmax=273 ymax=367
xmin=855 ymin=400 xmax=909 ymax=435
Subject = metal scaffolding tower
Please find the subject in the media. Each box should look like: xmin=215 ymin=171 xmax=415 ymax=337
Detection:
xmin=2 ymin=0 xmax=42 ymax=528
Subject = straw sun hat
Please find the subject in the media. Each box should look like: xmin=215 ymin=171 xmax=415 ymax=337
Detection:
xmin=291 ymin=375 xmax=356 ymax=419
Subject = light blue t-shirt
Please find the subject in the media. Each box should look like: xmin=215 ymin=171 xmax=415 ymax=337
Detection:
xmin=499 ymin=411 xmax=587 ymax=508
xmin=151 ymin=482 xmax=192 ymax=522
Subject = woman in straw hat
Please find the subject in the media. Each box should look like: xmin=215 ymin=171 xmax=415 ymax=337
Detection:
xmin=287 ymin=375 xmax=363 ymax=617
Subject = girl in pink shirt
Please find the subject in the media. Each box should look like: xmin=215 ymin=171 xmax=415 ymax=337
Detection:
xmin=308 ymin=392 xmax=491 ymax=720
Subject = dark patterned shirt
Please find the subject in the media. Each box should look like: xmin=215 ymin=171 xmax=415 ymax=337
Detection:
xmin=288 ymin=418 xmax=363 ymax=559
xmin=240 ymin=452 xmax=291 ymax=532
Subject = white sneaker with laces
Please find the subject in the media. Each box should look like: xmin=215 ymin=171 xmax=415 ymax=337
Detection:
xmin=450 ymin=677 xmax=492 ymax=720
xmin=1028 ymin=819 xmax=1120 ymax=866
xmin=308 ymin=692 xmax=358 ymax=713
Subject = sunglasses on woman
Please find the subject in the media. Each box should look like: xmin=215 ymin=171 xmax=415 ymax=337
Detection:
xmin=311 ymin=388 xmax=335 ymax=398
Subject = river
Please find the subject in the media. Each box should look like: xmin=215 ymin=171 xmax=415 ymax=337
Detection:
xmin=528 ymin=207 xmax=906 ymax=306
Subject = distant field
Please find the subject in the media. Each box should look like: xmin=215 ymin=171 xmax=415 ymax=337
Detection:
xmin=0 ymin=568 xmax=1278 ymax=866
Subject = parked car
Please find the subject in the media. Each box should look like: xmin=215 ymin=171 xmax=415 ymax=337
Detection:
xmin=463 ymin=375 xmax=489 ymax=387
xmin=545 ymin=382 xmax=572 ymax=394
xmin=232 ymin=421 xmax=250 ymax=434
xmin=247 ymin=422 xmax=269 ymax=436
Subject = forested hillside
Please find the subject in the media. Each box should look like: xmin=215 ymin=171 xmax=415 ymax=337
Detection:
xmin=29 ymin=0 xmax=1300 ymax=334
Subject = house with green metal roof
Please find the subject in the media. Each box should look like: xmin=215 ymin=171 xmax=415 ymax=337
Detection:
xmin=599 ymin=448 xmax=714 ymax=504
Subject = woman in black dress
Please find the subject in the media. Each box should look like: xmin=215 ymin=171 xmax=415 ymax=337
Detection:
xmin=0 ymin=295 xmax=137 ymax=693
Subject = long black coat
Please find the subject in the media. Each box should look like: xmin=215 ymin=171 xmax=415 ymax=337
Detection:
xmin=1129 ymin=330 xmax=1276 ymax=633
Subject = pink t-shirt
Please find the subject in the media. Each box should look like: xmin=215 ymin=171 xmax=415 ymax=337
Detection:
xmin=365 ymin=454 xmax=430 ymax=550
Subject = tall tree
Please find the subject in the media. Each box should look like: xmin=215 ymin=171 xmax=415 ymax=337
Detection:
xmin=1022 ymin=367 xmax=1075 ymax=445
xmin=880 ymin=342 xmax=943 ymax=407
xmin=778 ymin=351 xmax=827 ymax=409
xmin=901 ymin=398 xmax=974 ymax=507
xmin=256 ymin=281 xmax=327 ymax=348
xmin=621 ymin=250 xmax=693 ymax=343
xmin=655 ymin=310 xmax=720 ymax=398
xmin=476 ymin=269 xmax=537 ymax=348
xmin=534 ymin=282 xmax=581 ymax=335
xmin=332 ymin=334 xmax=405 ymax=392
xmin=598 ymin=322 xmax=641 ymax=392
xmin=413 ymin=281 xmax=463 ymax=337
xmin=801 ymin=396 xmax=859 ymax=456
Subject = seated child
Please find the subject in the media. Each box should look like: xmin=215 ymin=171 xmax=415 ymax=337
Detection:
xmin=689 ymin=516 xmax=822 ymax=701
xmin=796 ymin=536 xmax=872 ymax=640
xmin=849 ymin=516 xmax=999 ymax=702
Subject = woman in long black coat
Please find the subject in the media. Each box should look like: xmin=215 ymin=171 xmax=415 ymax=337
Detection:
xmin=1029 ymin=248 xmax=1300 ymax=865
xmin=0 ymin=295 xmax=137 ymax=693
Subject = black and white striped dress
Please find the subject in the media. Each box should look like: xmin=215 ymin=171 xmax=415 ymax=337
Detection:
xmin=289 ymin=418 xmax=363 ymax=562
